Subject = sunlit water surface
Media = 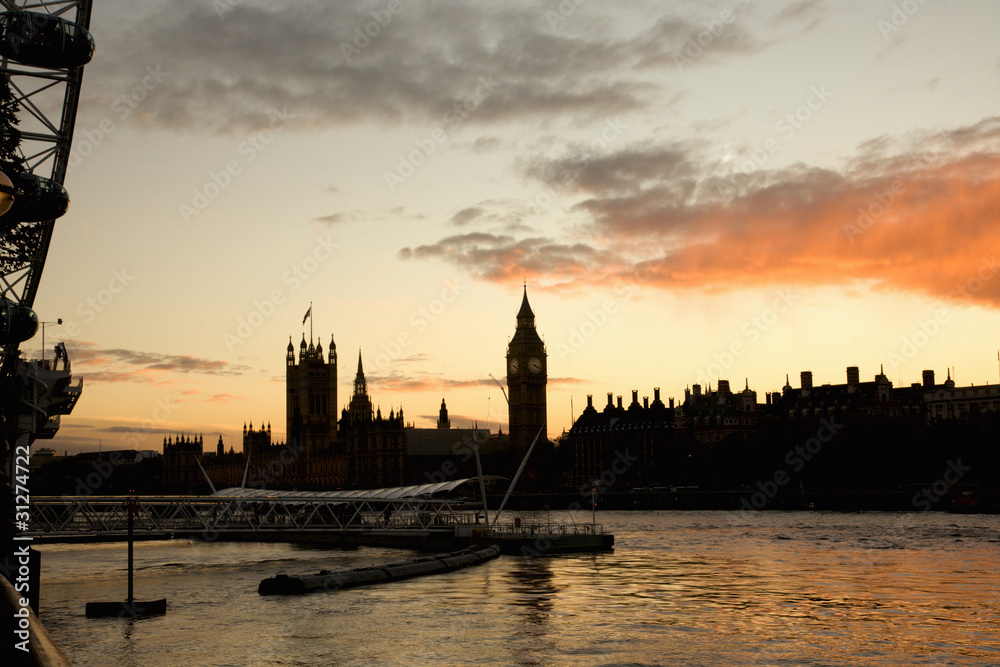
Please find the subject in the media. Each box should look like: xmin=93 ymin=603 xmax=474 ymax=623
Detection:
xmin=35 ymin=511 xmax=1000 ymax=666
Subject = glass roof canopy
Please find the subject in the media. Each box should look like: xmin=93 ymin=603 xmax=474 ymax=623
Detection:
xmin=212 ymin=476 xmax=505 ymax=502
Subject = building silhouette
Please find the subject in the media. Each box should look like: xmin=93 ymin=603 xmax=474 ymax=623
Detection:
xmin=162 ymin=292 xmax=547 ymax=491
xmin=506 ymin=286 xmax=547 ymax=460
xmin=286 ymin=334 xmax=337 ymax=457
xmin=340 ymin=351 xmax=407 ymax=488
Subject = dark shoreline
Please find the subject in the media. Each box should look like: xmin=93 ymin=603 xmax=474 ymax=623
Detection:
xmin=494 ymin=490 xmax=1000 ymax=513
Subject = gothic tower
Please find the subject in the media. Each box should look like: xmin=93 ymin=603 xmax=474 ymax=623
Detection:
xmin=506 ymin=285 xmax=547 ymax=459
xmin=437 ymin=397 xmax=451 ymax=429
xmin=286 ymin=330 xmax=337 ymax=457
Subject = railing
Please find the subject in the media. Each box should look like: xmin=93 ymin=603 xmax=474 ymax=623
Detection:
xmin=27 ymin=495 xmax=485 ymax=538
xmin=482 ymin=522 xmax=606 ymax=537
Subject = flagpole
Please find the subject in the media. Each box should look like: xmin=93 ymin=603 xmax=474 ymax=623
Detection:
xmin=309 ymin=301 xmax=313 ymax=344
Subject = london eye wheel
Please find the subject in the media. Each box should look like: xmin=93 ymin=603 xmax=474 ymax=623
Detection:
xmin=0 ymin=0 xmax=94 ymax=455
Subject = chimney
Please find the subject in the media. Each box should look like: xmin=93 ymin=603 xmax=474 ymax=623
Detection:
xmin=800 ymin=371 xmax=813 ymax=390
xmin=607 ymin=392 xmax=614 ymax=409
xmin=654 ymin=387 xmax=661 ymax=402
xmin=847 ymin=366 xmax=859 ymax=385
xmin=693 ymin=383 xmax=702 ymax=397
xmin=922 ymin=369 xmax=935 ymax=388
xmin=586 ymin=395 xmax=593 ymax=409
xmin=616 ymin=396 xmax=623 ymax=409
xmin=632 ymin=390 xmax=639 ymax=404
xmin=643 ymin=397 xmax=649 ymax=409
xmin=669 ymin=397 xmax=675 ymax=409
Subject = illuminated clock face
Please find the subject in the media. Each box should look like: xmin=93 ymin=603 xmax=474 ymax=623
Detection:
xmin=508 ymin=358 xmax=519 ymax=374
xmin=528 ymin=357 xmax=543 ymax=374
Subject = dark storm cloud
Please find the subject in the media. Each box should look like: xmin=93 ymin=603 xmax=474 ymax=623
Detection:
xmin=83 ymin=0 xmax=818 ymax=134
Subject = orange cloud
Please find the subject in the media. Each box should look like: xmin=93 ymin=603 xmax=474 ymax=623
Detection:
xmin=403 ymin=117 xmax=1000 ymax=307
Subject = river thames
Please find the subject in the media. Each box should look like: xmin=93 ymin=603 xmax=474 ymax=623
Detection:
xmin=34 ymin=510 xmax=1000 ymax=666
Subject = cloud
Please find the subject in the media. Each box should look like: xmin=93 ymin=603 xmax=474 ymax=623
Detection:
xmin=100 ymin=425 xmax=180 ymax=435
xmin=67 ymin=341 xmax=253 ymax=384
xmin=207 ymin=394 xmax=247 ymax=404
xmin=450 ymin=207 xmax=484 ymax=226
xmin=367 ymin=373 xmax=494 ymax=394
xmin=400 ymin=232 xmax=621 ymax=289
xmin=548 ymin=377 xmax=588 ymax=386
xmin=82 ymin=0 xmax=820 ymax=134
xmin=402 ymin=117 xmax=1000 ymax=308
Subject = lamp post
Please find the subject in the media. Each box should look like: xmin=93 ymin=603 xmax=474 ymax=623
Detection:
xmin=39 ymin=318 xmax=62 ymax=363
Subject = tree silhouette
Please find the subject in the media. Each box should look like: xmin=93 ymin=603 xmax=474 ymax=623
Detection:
xmin=0 ymin=73 xmax=41 ymax=273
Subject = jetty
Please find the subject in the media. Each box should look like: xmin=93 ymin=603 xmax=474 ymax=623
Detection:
xmin=258 ymin=544 xmax=501 ymax=595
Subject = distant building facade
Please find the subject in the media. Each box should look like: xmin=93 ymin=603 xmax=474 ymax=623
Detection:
xmin=567 ymin=389 xmax=673 ymax=488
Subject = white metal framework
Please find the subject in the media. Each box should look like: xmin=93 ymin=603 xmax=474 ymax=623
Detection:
xmin=27 ymin=494 xmax=486 ymax=539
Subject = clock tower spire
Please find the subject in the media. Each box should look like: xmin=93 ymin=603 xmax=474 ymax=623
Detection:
xmin=506 ymin=284 xmax=547 ymax=460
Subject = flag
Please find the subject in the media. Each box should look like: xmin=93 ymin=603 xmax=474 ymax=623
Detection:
xmin=302 ymin=306 xmax=311 ymax=325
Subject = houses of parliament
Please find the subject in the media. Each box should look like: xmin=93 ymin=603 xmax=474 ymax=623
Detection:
xmin=163 ymin=288 xmax=548 ymax=491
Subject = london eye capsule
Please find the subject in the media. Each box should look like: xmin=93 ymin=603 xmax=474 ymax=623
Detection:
xmin=0 ymin=11 xmax=95 ymax=69
xmin=0 ymin=298 xmax=38 ymax=345
xmin=4 ymin=172 xmax=69 ymax=224
xmin=0 ymin=170 xmax=14 ymax=217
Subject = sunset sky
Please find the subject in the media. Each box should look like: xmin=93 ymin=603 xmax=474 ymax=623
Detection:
xmin=21 ymin=0 xmax=1000 ymax=455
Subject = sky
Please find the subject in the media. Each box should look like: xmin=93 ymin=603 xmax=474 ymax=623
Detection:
xmin=17 ymin=0 xmax=1000 ymax=455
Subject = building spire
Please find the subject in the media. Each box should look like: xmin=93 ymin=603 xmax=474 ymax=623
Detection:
xmin=354 ymin=348 xmax=367 ymax=396
xmin=516 ymin=283 xmax=535 ymax=327
xmin=438 ymin=397 xmax=451 ymax=429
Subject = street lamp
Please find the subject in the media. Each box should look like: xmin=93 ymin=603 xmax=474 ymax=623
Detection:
xmin=40 ymin=318 xmax=62 ymax=363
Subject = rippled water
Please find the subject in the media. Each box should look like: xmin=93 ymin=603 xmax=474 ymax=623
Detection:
xmin=35 ymin=511 xmax=1000 ymax=666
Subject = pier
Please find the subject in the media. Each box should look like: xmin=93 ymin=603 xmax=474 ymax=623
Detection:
xmin=24 ymin=479 xmax=613 ymax=554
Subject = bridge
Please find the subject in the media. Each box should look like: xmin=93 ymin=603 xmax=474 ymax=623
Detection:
xmin=24 ymin=479 xmax=613 ymax=554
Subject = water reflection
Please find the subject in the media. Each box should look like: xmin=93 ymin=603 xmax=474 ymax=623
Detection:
xmin=507 ymin=557 xmax=557 ymax=617
xmin=35 ymin=512 xmax=1000 ymax=666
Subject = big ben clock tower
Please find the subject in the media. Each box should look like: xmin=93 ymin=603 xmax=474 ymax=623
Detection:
xmin=506 ymin=285 xmax=547 ymax=459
